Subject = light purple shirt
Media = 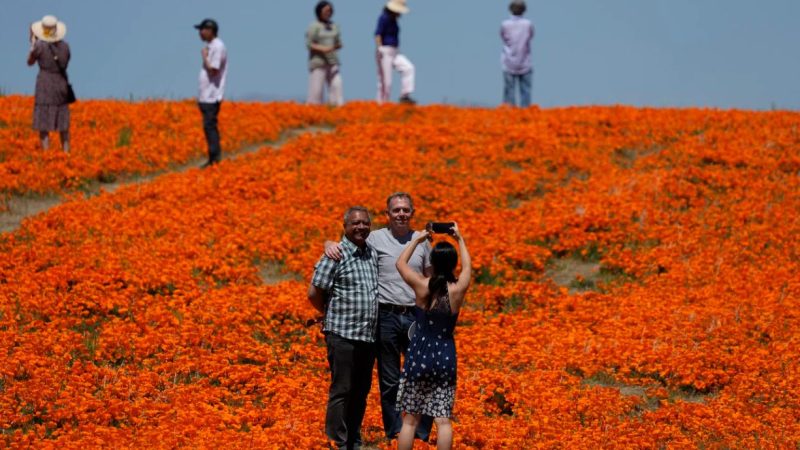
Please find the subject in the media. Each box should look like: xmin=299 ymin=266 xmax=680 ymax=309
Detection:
xmin=500 ymin=15 xmax=534 ymax=75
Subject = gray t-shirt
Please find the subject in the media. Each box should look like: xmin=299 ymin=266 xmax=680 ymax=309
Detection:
xmin=306 ymin=21 xmax=341 ymax=70
xmin=366 ymin=228 xmax=431 ymax=307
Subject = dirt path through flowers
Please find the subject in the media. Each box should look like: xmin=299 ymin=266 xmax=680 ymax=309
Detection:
xmin=0 ymin=125 xmax=333 ymax=234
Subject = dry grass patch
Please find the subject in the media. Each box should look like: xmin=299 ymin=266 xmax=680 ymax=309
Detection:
xmin=258 ymin=261 xmax=303 ymax=285
xmin=545 ymin=256 xmax=602 ymax=294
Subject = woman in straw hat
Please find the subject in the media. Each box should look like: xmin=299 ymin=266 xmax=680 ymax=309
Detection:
xmin=27 ymin=15 xmax=72 ymax=152
xmin=375 ymin=0 xmax=416 ymax=105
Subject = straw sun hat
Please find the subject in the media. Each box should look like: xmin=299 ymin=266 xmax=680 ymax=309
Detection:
xmin=31 ymin=15 xmax=67 ymax=43
xmin=386 ymin=0 xmax=409 ymax=14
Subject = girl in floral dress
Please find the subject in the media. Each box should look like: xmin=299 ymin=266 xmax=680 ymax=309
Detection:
xmin=395 ymin=223 xmax=471 ymax=450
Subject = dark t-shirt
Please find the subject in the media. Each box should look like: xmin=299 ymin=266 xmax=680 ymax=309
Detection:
xmin=375 ymin=11 xmax=399 ymax=47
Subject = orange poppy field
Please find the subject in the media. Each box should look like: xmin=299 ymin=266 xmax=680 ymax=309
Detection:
xmin=1 ymin=97 xmax=799 ymax=448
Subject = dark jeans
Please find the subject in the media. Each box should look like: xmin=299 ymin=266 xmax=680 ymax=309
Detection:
xmin=325 ymin=333 xmax=376 ymax=450
xmin=198 ymin=101 xmax=222 ymax=163
xmin=376 ymin=307 xmax=433 ymax=441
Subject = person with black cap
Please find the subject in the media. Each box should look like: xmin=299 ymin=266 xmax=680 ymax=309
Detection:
xmin=194 ymin=18 xmax=227 ymax=168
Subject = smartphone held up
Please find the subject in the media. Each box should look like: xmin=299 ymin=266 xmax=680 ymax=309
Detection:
xmin=427 ymin=222 xmax=455 ymax=235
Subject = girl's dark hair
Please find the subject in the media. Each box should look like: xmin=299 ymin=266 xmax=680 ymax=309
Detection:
xmin=426 ymin=242 xmax=458 ymax=310
xmin=315 ymin=1 xmax=333 ymax=22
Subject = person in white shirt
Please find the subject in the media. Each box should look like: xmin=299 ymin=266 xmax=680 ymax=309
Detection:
xmin=500 ymin=1 xmax=534 ymax=107
xmin=195 ymin=18 xmax=227 ymax=167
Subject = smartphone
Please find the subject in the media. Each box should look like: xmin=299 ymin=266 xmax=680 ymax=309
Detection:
xmin=428 ymin=222 xmax=454 ymax=234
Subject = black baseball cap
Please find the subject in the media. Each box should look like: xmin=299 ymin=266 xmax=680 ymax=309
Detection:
xmin=194 ymin=18 xmax=219 ymax=33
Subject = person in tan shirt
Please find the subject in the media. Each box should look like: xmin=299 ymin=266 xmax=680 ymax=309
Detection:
xmin=307 ymin=1 xmax=344 ymax=106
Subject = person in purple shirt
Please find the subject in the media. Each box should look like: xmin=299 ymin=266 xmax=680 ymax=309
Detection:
xmin=375 ymin=0 xmax=416 ymax=105
xmin=500 ymin=0 xmax=535 ymax=107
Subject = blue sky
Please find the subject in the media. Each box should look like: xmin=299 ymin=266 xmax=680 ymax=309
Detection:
xmin=2 ymin=0 xmax=799 ymax=109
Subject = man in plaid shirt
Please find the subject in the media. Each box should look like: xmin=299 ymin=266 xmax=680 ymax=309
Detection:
xmin=308 ymin=206 xmax=378 ymax=450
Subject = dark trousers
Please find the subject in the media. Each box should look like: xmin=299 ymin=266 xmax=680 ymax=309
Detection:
xmin=376 ymin=308 xmax=433 ymax=440
xmin=198 ymin=101 xmax=222 ymax=163
xmin=325 ymin=333 xmax=376 ymax=450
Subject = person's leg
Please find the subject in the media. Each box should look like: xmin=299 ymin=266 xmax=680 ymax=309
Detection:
xmin=209 ymin=102 xmax=221 ymax=162
xmin=199 ymin=102 xmax=222 ymax=164
xmin=503 ymin=72 xmax=516 ymax=106
xmin=397 ymin=413 xmax=420 ymax=450
xmin=198 ymin=102 xmax=215 ymax=163
xmin=434 ymin=417 xmax=453 ymax=450
xmin=519 ymin=71 xmax=533 ymax=107
xmin=393 ymin=54 xmax=415 ymax=99
xmin=325 ymin=333 xmax=356 ymax=449
xmin=59 ymin=130 xmax=70 ymax=153
xmin=59 ymin=106 xmax=71 ymax=152
xmin=376 ymin=46 xmax=395 ymax=103
xmin=327 ymin=65 xmax=344 ymax=106
xmin=376 ymin=309 xmax=404 ymax=439
xmin=39 ymin=131 xmax=49 ymax=150
xmin=416 ymin=415 xmax=434 ymax=442
xmin=345 ymin=340 xmax=376 ymax=449
xmin=307 ymin=68 xmax=326 ymax=105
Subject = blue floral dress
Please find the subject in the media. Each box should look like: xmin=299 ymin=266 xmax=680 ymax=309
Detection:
xmin=396 ymin=292 xmax=459 ymax=418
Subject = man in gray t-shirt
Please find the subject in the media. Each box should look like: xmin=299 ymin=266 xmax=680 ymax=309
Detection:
xmin=325 ymin=192 xmax=434 ymax=442
xmin=369 ymin=226 xmax=429 ymax=308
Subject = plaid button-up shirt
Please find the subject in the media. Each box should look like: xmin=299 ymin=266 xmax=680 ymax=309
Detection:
xmin=311 ymin=236 xmax=378 ymax=342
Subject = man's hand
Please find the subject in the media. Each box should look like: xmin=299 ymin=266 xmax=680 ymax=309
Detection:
xmin=201 ymin=47 xmax=220 ymax=76
xmin=307 ymin=284 xmax=327 ymax=314
xmin=201 ymin=47 xmax=210 ymax=70
xmin=324 ymin=241 xmax=343 ymax=261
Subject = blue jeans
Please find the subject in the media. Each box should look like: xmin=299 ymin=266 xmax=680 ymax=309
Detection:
xmin=503 ymin=71 xmax=533 ymax=107
xmin=376 ymin=307 xmax=433 ymax=441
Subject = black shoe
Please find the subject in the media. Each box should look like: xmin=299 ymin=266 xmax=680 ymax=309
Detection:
xmin=200 ymin=159 xmax=218 ymax=169
xmin=399 ymin=94 xmax=417 ymax=105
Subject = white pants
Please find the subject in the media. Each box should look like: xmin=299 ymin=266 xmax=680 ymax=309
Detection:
xmin=376 ymin=46 xmax=414 ymax=103
xmin=307 ymin=65 xmax=343 ymax=106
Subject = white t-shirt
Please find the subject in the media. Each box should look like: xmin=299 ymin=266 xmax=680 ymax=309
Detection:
xmin=198 ymin=37 xmax=227 ymax=103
